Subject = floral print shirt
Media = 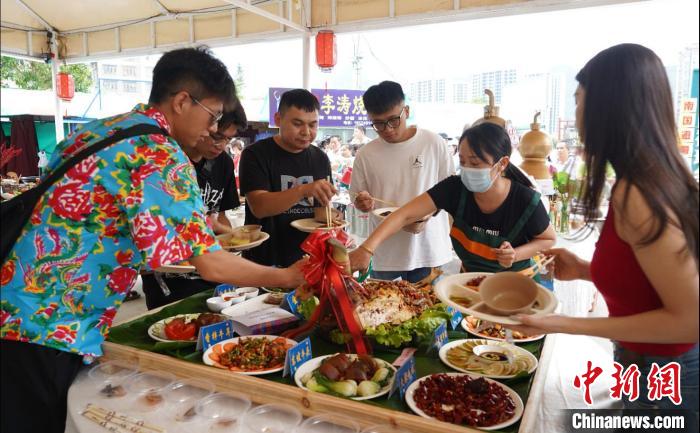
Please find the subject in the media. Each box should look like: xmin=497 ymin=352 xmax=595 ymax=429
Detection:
xmin=0 ymin=104 xmax=220 ymax=360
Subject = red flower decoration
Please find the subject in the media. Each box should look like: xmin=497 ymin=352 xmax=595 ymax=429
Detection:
xmin=66 ymin=155 xmax=98 ymax=183
xmin=107 ymin=267 xmax=137 ymax=295
xmin=48 ymin=180 xmax=93 ymax=221
xmin=96 ymin=307 xmax=117 ymax=329
xmin=115 ymin=250 xmax=134 ymax=266
xmin=131 ymin=211 xmax=169 ymax=251
xmin=1 ymin=261 xmax=16 ymax=286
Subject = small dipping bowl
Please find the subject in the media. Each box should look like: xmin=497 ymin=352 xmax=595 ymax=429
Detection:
xmin=165 ymin=378 xmax=216 ymax=424
xmin=242 ymin=403 xmax=302 ymax=433
xmin=479 ymin=272 xmax=538 ymax=315
xmin=295 ymin=414 xmax=360 ymax=433
xmin=235 ymin=287 xmax=260 ymax=300
xmin=207 ymin=296 xmax=234 ymax=313
xmin=196 ymin=392 xmax=252 ymax=433
xmin=472 ymin=344 xmax=513 ymax=363
xmin=88 ymin=359 xmax=139 ymax=399
xmin=221 ymin=292 xmax=246 ymax=304
xmin=124 ymin=370 xmax=176 ymax=412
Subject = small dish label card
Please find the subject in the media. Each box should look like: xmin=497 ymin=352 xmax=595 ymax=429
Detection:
xmin=230 ymin=308 xmax=299 ymax=336
xmin=446 ymin=306 xmax=463 ymax=330
xmin=283 ymin=290 xmax=301 ymax=316
xmin=197 ymin=320 xmax=235 ymax=351
xmin=428 ymin=322 xmax=448 ymax=354
xmin=389 ymin=353 xmax=416 ymax=399
xmin=283 ymin=337 xmax=312 ymax=377
xmin=214 ymin=283 xmax=237 ymax=297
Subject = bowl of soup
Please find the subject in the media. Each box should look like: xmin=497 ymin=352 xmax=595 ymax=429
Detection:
xmin=479 ymin=272 xmax=538 ymax=315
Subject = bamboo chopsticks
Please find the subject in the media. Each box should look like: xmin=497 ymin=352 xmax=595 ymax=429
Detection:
xmin=520 ymin=255 xmax=556 ymax=279
xmin=348 ymin=191 xmax=398 ymax=207
xmin=81 ymin=404 xmax=165 ymax=433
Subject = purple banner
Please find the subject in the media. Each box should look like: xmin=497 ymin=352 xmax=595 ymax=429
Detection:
xmin=269 ymin=87 xmax=370 ymax=128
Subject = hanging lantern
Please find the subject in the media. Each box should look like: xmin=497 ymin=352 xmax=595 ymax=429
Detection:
xmin=519 ymin=111 xmax=552 ymax=179
xmin=56 ymin=72 xmax=75 ymax=101
xmin=472 ymin=89 xmax=506 ymax=128
xmin=315 ymin=30 xmax=337 ymax=72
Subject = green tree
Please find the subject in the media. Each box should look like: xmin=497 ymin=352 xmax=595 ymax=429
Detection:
xmin=1 ymin=56 xmax=94 ymax=92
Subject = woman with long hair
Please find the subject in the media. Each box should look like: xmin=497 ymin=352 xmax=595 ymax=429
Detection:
xmin=349 ymin=122 xmax=556 ymax=275
xmin=513 ymin=43 xmax=699 ymax=410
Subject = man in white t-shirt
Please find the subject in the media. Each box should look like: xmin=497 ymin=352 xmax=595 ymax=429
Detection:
xmin=350 ymin=81 xmax=454 ymax=282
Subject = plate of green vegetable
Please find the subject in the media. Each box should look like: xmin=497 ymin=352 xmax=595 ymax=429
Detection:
xmin=294 ymin=353 xmax=396 ymax=400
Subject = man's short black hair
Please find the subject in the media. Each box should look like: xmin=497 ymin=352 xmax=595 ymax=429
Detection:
xmin=220 ymin=102 xmax=247 ymax=131
xmin=149 ymin=46 xmax=235 ymax=104
xmin=362 ymin=81 xmax=405 ymax=115
xmin=278 ymin=89 xmax=319 ymax=115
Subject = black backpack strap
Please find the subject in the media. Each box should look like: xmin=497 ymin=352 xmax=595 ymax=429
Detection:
xmin=36 ymin=124 xmax=166 ymax=197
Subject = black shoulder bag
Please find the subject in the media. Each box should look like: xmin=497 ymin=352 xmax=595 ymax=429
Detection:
xmin=1 ymin=124 xmax=166 ymax=263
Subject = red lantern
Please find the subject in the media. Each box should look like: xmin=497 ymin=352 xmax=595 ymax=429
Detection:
xmin=315 ymin=30 xmax=337 ymax=72
xmin=56 ymin=72 xmax=75 ymax=101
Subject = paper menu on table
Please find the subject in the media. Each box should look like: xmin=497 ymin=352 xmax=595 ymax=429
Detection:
xmin=229 ymin=307 xmax=299 ymax=336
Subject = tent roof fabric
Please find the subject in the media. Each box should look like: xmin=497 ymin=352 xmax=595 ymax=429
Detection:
xmin=1 ymin=0 xmax=630 ymax=63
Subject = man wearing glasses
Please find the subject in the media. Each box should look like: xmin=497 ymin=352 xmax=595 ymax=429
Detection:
xmin=351 ymin=81 xmax=454 ymax=283
xmin=141 ymin=103 xmax=248 ymax=309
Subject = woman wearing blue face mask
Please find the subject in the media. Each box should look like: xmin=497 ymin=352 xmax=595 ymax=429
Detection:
xmin=350 ymin=122 xmax=556 ymax=274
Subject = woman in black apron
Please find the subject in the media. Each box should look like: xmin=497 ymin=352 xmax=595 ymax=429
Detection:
xmin=350 ymin=123 xmax=556 ymax=275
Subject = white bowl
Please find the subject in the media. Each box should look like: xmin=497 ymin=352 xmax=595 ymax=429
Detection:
xmin=235 ymin=287 xmax=259 ymax=300
xmin=206 ymin=296 xmax=234 ymax=313
xmin=222 ymin=292 xmax=247 ymax=304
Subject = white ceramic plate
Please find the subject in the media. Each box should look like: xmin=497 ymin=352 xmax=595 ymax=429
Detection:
xmin=293 ymin=354 xmax=396 ymax=401
xmin=147 ymin=313 xmax=226 ymax=343
xmin=290 ymin=218 xmax=349 ymax=233
xmin=202 ymin=335 xmax=296 ymax=375
xmin=371 ymin=207 xmax=399 ymax=219
xmin=217 ymin=231 xmax=270 ymax=251
xmin=461 ymin=316 xmax=545 ymax=343
xmin=154 ymin=263 xmax=196 ymax=274
xmin=438 ymin=339 xmax=538 ymax=379
xmin=405 ymin=372 xmax=524 ymax=431
xmin=434 ymin=272 xmax=558 ymax=325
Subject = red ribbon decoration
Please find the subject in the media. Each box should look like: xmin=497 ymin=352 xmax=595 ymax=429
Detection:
xmin=282 ymin=229 xmax=371 ymax=355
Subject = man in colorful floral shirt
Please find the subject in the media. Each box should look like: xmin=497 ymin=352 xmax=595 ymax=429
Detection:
xmin=0 ymin=47 xmax=305 ymax=433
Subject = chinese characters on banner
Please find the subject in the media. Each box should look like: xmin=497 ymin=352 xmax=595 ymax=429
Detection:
xmin=678 ymin=97 xmax=697 ymax=168
xmin=573 ymin=361 xmax=682 ymax=406
xmin=269 ymin=87 xmax=370 ymax=128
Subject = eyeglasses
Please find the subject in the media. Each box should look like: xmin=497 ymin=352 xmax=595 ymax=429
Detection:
xmin=210 ymin=131 xmax=237 ymax=146
xmin=370 ymin=106 xmax=406 ymax=132
xmin=190 ymin=96 xmax=223 ymax=126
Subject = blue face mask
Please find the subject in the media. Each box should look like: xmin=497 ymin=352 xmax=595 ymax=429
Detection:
xmin=460 ymin=161 xmax=500 ymax=193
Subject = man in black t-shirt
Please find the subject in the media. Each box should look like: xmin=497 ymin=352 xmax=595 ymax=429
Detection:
xmin=142 ymin=106 xmax=247 ymax=309
xmin=239 ymin=89 xmax=335 ymax=267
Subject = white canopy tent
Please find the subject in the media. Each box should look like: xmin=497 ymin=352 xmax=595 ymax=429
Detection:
xmin=1 ymin=0 xmax=638 ymax=140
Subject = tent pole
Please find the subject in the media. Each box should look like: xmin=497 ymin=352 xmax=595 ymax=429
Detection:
xmin=303 ymin=32 xmax=311 ymax=90
xmin=50 ymin=32 xmax=65 ymax=143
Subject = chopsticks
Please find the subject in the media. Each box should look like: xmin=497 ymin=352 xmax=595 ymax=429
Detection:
xmin=520 ymin=255 xmax=556 ymax=279
xmin=81 ymin=404 xmax=165 ymax=433
xmin=348 ymin=191 xmax=398 ymax=207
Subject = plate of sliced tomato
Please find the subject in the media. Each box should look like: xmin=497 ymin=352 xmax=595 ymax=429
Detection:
xmin=203 ymin=335 xmax=296 ymax=375
xmin=147 ymin=313 xmax=227 ymax=343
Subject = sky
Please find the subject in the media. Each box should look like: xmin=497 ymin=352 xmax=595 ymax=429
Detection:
xmin=214 ymin=0 xmax=699 ymax=101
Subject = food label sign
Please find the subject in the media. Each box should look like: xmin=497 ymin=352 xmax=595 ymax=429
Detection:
xmin=430 ymin=322 xmax=448 ymax=353
xmin=446 ymin=306 xmax=463 ymax=331
xmin=214 ymin=284 xmax=237 ymax=297
xmin=389 ymin=354 xmax=416 ymax=399
xmin=283 ymin=290 xmax=301 ymax=316
xmin=197 ymin=320 xmax=235 ymax=351
xmin=283 ymin=337 xmax=312 ymax=377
